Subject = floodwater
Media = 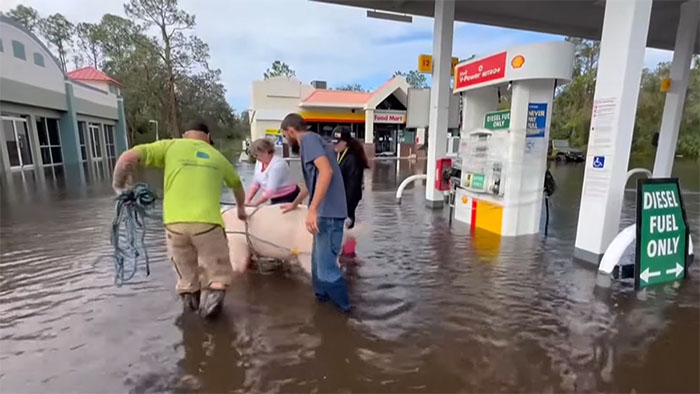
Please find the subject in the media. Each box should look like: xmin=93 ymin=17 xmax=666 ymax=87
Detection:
xmin=1 ymin=158 xmax=699 ymax=393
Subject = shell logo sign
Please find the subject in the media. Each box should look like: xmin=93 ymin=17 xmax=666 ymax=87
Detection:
xmin=511 ymin=55 xmax=525 ymax=69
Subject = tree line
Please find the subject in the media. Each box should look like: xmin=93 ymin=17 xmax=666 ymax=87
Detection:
xmin=551 ymin=37 xmax=700 ymax=158
xmin=5 ymin=1 xmax=249 ymax=148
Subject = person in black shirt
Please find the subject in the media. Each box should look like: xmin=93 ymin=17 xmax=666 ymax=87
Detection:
xmin=331 ymin=126 xmax=369 ymax=230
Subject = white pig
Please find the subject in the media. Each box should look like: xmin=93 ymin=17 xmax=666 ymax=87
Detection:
xmin=222 ymin=205 xmax=362 ymax=276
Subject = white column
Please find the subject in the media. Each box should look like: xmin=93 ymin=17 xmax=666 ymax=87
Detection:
xmin=425 ymin=0 xmax=455 ymax=207
xmin=573 ymin=0 xmax=653 ymax=264
xmin=364 ymin=109 xmax=374 ymax=144
xmin=652 ymin=0 xmax=699 ymax=177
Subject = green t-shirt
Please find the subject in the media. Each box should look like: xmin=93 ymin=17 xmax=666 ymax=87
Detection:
xmin=133 ymin=139 xmax=242 ymax=226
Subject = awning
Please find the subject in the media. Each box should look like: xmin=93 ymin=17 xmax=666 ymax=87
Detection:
xmin=313 ymin=0 xmax=699 ymax=54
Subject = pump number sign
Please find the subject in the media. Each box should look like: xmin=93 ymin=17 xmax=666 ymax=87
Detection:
xmin=635 ymin=178 xmax=689 ymax=289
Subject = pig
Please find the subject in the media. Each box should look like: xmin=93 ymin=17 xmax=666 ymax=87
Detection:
xmin=222 ymin=205 xmax=362 ymax=276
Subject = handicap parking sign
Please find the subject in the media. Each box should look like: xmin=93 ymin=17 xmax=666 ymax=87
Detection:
xmin=592 ymin=156 xmax=605 ymax=168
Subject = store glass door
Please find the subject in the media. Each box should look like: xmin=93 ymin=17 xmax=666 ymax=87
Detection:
xmin=374 ymin=124 xmax=398 ymax=157
xmin=2 ymin=116 xmax=33 ymax=169
xmin=89 ymin=124 xmax=102 ymax=161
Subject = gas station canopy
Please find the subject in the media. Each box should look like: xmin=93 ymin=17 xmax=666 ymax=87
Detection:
xmin=314 ymin=0 xmax=699 ymax=54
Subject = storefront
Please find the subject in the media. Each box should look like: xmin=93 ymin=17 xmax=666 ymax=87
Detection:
xmin=250 ymin=76 xmax=410 ymax=158
xmin=372 ymin=111 xmax=406 ymax=157
xmin=0 ymin=15 xmax=128 ymax=178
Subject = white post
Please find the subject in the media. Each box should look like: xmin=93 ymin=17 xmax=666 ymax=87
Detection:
xmin=573 ymin=0 xmax=653 ymax=264
xmin=425 ymin=0 xmax=455 ymax=207
xmin=652 ymin=0 xmax=699 ymax=177
xmin=364 ymin=109 xmax=374 ymax=144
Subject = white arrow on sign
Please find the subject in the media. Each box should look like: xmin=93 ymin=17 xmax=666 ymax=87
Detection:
xmin=640 ymin=268 xmax=662 ymax=283
xmin=666 ymin=262 xmax=684 ymax=278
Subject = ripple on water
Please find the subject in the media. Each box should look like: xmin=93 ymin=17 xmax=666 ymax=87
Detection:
xmin=1 ymin=160 xmax=699 ymax=392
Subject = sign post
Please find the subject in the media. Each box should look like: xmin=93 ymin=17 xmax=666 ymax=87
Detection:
xmin=635 ymin=178 xmax=689 ymax=289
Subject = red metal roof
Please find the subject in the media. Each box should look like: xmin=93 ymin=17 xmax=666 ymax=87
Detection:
xmin=301 ymin=89 xmax=373 ymax=106
xmin=67 ymin=66 xmax=124 ymax=87
xmin=300 ymin=77 xmax=404 ymax=107
xmin=374 ymin=76 xmax=399 ymax=93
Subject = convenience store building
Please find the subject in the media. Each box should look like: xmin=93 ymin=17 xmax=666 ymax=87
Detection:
xmin=249 ymin=76 xmax=411 ymax=158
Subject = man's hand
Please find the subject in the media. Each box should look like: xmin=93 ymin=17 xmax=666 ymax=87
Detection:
xmin=237 ymin=205 xmax=247 ymax=221
xmin=305 ymin=208 xmax=319 ymax=234
xmin=280 ymin=202 xmax=298 ymax=214
xmin=113 ymin=183 xmax=126 ymax=195
xmin=113 ymin=151 xmax=140 ymax=194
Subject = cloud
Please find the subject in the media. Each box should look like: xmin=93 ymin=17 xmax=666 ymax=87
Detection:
xmin=1 ymin=0 xmax=678 ymax=113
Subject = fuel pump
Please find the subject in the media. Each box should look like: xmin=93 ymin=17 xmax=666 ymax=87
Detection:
xmin=451 ymin=41 xmax=574 ymax=236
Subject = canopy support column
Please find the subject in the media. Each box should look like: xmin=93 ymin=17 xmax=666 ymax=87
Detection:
xmin=425 ymin=0 xmax=455 ymax=207
xmin=574 ymin=0 xmax=653 ymax=264
xmin=652 ymin=0 xmax=699 ymax=177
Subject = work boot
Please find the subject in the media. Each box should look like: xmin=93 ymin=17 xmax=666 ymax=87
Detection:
xmin=199 ymin=290 xmax=225 ymax=319
xmin=180 ymin=290 xmax=201 ymax=311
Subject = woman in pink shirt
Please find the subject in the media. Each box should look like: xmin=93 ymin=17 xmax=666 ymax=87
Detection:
xmin=246 ymin=138 xmax=300 ymax=206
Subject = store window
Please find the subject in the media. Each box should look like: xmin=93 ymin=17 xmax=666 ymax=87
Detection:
xmin=11 ymin=40 xmax=25 ymax=60
xmin=89 ymin=123 xmax=102 ymax=159
xmin=33 ymin=52 xmax=44 ymax=67
xmin=78 ymin=121 xmax=88 ymax=162
xmin=104 ymin=125 xmax=116 ymax=167
xmin=36 ymin=117 xmax=62 ymax=166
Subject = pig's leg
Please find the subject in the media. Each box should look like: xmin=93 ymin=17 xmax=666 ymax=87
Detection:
xmin=227 ymin=235 xmax=250 ymax=273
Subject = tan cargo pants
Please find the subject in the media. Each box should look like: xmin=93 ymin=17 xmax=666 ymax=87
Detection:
xmin=165 ymin=223 xmax=232 ymax=294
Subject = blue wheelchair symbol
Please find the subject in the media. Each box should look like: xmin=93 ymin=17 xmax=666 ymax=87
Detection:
xmin=593 ymin=156 xmax=605 ymax=168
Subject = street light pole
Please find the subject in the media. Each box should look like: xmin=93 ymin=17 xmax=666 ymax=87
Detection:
xmin=149 ymin=120 xmax=159 ymax=141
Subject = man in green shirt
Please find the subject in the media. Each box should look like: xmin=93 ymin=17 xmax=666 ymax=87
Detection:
xmin=112 ymin=120 xmax=246 ymax=319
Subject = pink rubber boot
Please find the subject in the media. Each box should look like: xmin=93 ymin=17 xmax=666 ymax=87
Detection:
xmin=341 ymin=238 xmax=357 ymax=258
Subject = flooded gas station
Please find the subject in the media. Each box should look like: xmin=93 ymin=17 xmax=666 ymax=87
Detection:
xmin=0 ymin=158 xmax=698 ymax=392
xmin=2 ymin=0 xmax=700 ymax=392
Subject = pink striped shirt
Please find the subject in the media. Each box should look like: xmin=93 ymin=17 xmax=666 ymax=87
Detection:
xmin=251 ymin=156 xmax=298 ymax=199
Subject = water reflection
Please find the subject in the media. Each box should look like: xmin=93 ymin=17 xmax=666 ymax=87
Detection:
xmin=0 ymin=159 xmax=698 ymax=392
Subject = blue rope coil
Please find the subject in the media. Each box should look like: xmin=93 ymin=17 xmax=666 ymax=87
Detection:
xmin=110 ymin=183 xmax=157 ymax=286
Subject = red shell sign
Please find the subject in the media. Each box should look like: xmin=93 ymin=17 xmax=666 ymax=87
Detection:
xmin=455 ymin=52 xmax=507 ymax=90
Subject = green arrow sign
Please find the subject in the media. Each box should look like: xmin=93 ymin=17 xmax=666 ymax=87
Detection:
xmin=635 ymin=178 xmax=689 ymax=289
xmin=484 ymin=110 xmax=510 ymax=130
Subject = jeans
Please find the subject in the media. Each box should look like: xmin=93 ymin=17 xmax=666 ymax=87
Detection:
xmin=312 ymin=217 xmax=349 ymax=312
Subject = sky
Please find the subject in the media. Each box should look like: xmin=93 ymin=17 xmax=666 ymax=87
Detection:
xmin=1 ymin=0 xmax=674 ymax=114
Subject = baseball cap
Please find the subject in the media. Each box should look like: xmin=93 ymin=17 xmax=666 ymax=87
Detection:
xmin=331 ymin=126 xmax=352 ymax=144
